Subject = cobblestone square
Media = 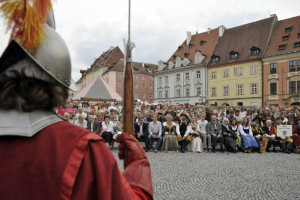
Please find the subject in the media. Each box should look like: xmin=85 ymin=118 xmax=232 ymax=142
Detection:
xmin=112 ymin=149 xmax=300 ymax=200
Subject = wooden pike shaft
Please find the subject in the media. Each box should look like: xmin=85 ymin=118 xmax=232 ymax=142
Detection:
xmin=122 ymin=61 xmax=134 ymax=135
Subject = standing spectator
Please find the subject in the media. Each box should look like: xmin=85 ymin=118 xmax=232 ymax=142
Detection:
xmin=65 ymin=103 xmax=74 ymax=116
xmin=75 ymin=107 xmax=87 ymax=119
xmin=227 ymin=110 xmax=236 ymax=124
xmin=207 ymin=115 xmax=224 ymax=153
xmin=101 ymin=116 xmax=114 ymax=146
xmin=87 ymin=114 xmax=100 ymax=134
xmin=134 ymin=117 xmax=150 ymax=152
xmin=109 ymin=109 xmax=119 ymax=121
xmin=205 ymin=108 xmax=212 ymax=122
xmin=198 ymin=112 xmax=211 ymax=152
xmin=148 ymin=114 xmax=162 ymax=152
xmin=234 ymin=110 xmax=243 ymax=123
xmin=238 ymin=117 xmax=259 ymax=153
xmin=74 ymin=115 xmax=87 ymax=128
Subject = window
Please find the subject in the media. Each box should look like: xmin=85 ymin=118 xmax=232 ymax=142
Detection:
xmin=282 ymin=35 xmax=289 ymax=41
xmin=150 ymin=76 xmax=153 ymax=81
xmin=237 ymin=84 xmax=243 ymax=95
xmin=159 ymin=77 xmax=162 ymax=85
xmin=223 ymin=86 xmax=229 ymax=96
xmin=200 ymin=40 xmax=206 ymax=45
xmin=158 ymin=91 xmax=162 ymax=98
xmin=185 ymin=73 xmax=190 ymax=80
xmin=211 ymin=55 xmax=219 ymax=63
xmin=236 ymin=67 xmax=243 ymax=76
xmin=270 ymin=83 xmax=277 ymax=95
xmin=176 ymin=74 xmax=180 ymax=81
xmin=142 ymin=75 xmax=145 ymax=80
xmin=211 ymin=87 xmax=216 ymax=96
xmin=250 ymin=66 xmax=257 ymax=75
xmin=289 ymin=81 xmax=296 ymax=94
xmin=294 ymin=42 xmax=300 ymax=48
xmin=270 ymin=63 xmax=277 ymax=74
xmin=189 ymin=44 xmax=194 ymax=49
xmin=142 ymin=84 xmax=146 ymax=89
xmin=196 ymin=71 xmax=201 ymax=79
xmin=173 ymin=55 xmax=176 ymax=59
xmin=223 ymin=69 xmax=229 ymax=78
xmin=230 ymin=51 xmax=238 ymax=59
xmin=196 ymin=87 xmax=201 ymax=96
xmin=118 ymin=82 xmax=121 ymax=87
xmin=251 ymin=83 xmax=257 ymax=94
xmin=250 ymin=47 xmax=260 ymax=56
xmin=211 ymin=71 xmax=216 ymax=79
xmin=298 ymin=60 xmax=300 ymax=71
xmin=186 ymin=88 xmax=190 ymax=96
xmin=278 ymin=45 xmax=286 ymax=50
xmin=176 ymin=89 xmax=181 ymax=97
xmin=134 ymin=83 xmax=138 ymax=88
xmin=150 ymin=93 xmax=153 ymax=99
xmin=298 ymin=81 xmax=300 ymax=94
xmin=165 ymin=90 xmax=168 ymax=98
xmin=165 ymin=76 xmax=169 ymax=84
xmin=285 ymin=27 xmax=292 ymax=33
xmin=184 ymin=53 xmax=189 ymax=58
xmin=149 ymin=84 xmax=153 ymax=89
xmin=143 ymin=93 xmax=146 ymax=99
xmin=178 ymin=46 xmax=183 ymax=50
xmin=135 ymin=93 xmax=139 ymax=99
xmin=289 ymin=60 xmax=296 ymax=72
xmin=118 ymin=73 xmax=122 ymax=78
xmin=135 ymin=75 xmax=138 ymax=79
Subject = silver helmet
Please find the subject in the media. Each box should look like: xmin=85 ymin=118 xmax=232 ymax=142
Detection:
xmin=0 ymin=10 xmax=75 ymax=91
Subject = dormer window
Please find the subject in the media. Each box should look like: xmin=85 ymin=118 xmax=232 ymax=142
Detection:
xmin=250 ymin=47 xmax=260 ymax=56
xmin=189 ymin=44 xmax=194 ymax=49
xmin=178 ymin=46 xmax=183 ymax=50
xmin=211 ymin=55 xmax=219 ymax=63
xmin=229 ymin=51 xmax=238 ymax=60
xmin=184 ymin=53 xmax=190 ymax=58
xmin=173 ymin=55 xmax=177 ymax=59
xmin=294 ymin=42 xmax=300 ymax=48
xmin=278 ymin=45 xmax=286 ymax=50
xmin=282 ymin=35 xmax=289 ymax=41
xmin=200 ymin=40 xmax=206 ymax=45
xmin=285 ymin=27 xmax=292 ymax=33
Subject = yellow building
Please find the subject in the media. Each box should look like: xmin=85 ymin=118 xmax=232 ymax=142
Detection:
xmin=207 ymin=16 xmax=277 ymax=107
xmin=208 ymin=61 xmax=262 ymax=107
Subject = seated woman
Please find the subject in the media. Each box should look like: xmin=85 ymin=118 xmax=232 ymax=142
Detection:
xmin=101 ymin=116 xmax=114 ymax=146
xmin=222 ymin=118 xmax=237 ymax=153
xmin=161 ymin=114 xmax=180 ymax=152
xmin=230 ymin=119 xmax=241 ymax=150
xmin=238 ymin=117 xmax=259 ymax=153
xmin=190 ymin=116 xmax=202 ymax=153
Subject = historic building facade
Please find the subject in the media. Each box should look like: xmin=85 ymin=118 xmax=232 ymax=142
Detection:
xmin=154 ymin=26 xmax=225 ymax=104
xmin=102 ymin=59 xmax=157 ymax=103
xmin=207 ymin=16 xmax=277 ymax=107
xmin=262 ymin=15 xmax=300 ymax=107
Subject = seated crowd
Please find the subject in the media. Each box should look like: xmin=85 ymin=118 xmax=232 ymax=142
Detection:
xmin=57 ymin=100 xmax=300 ymax=154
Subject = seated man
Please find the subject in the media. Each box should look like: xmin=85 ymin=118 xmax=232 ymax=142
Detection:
xmin=87 ymin=114 xmax=100 ymax=134
xmin=207 ymin=115 xmax=224 ymax=153
xmin=262 ymin=119 xmax=278 ymax=152
xmin=148 ymin=114 xmax=162 ymax=152
xmin=134 ymin=117 xmax=150 ymax=152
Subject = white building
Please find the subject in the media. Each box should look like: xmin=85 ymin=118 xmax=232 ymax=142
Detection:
xmin=154 ymin=26 xmax=225 ymax=104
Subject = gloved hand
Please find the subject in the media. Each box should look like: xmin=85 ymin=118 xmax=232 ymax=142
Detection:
xmin=117 ymin=132 xmax=153 ymax=199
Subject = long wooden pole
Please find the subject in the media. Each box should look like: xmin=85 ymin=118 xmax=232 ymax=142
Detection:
xmin=123 ymin=0 xmax=134 ymax=135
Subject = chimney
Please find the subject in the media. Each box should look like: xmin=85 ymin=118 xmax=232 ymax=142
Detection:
xmin=207 ymin=28 xmax=211 ymax=34
xmin=186 ymin=31 xmax=192 ymax=45
xmin=218 ymin=25 xmax=225 ymax=37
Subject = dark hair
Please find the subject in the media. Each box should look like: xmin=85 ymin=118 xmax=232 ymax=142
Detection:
xmin=0 ymin=71 xmax=68 ymax=112
xmin=104 ymin=116 xmax=110 ymax=120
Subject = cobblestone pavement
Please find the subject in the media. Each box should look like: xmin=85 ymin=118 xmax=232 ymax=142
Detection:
xmin=111 ymin=148 xmax=300 ymax=200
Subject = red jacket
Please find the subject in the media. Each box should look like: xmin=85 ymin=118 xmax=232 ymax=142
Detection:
xmin=0 ymin=121 xmax=149 ymax=200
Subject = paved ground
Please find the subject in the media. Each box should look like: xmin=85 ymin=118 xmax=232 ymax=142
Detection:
xmin=111 ymin=147 xmax=300 ymax=200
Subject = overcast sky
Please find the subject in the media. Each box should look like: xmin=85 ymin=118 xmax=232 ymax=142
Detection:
xmin=0 ymin=0 xmax=300 ymax=80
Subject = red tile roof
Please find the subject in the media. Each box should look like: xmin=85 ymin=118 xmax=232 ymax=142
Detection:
xmin=103 ymin=59 xmax=158 ymax=75
xmin=167 ymin=27 xmax=220 ymax=65
xmin=265 ymin=15 xmax=300 ymax=56
xmin=209 ymin=16 xmax=277 ymax=66
xmin=91 ymin=46 xmax=124 ymax=70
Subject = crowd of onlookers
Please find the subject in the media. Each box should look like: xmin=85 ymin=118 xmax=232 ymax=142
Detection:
xmin=56 ymin=100 xmax=300 ymax=154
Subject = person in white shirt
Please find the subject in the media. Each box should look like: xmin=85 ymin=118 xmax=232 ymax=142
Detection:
xmin=198 ymin=112 xmax=210 ymax=152
xmin=101 ymin=116 xmax=115 ymax=146
xmin=148 ymin=114 xmax=162 ymax=152
xmin=74 ymin=114 xmax=87 ymax=128
xmin=75 ymin=107 xmax=87 ymax=119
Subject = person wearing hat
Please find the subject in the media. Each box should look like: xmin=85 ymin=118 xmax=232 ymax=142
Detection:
xmin=178 ymin=112 xmax=192 ymax=153
xmin=0 ymin=3 xmax=152 ymax=199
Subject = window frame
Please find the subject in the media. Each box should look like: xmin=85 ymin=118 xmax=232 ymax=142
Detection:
xmin=236 ymin=84 xmax=243 ymax=95
xmin=270 ymin=63 xmax=277 ymax=74
xmin=251 ymin=83 xmax=258 ymax=94
xmin=223 ymin=86 xmax=229 ymax=96
xmin=270 ymin=82 xmax=277 ymax=95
